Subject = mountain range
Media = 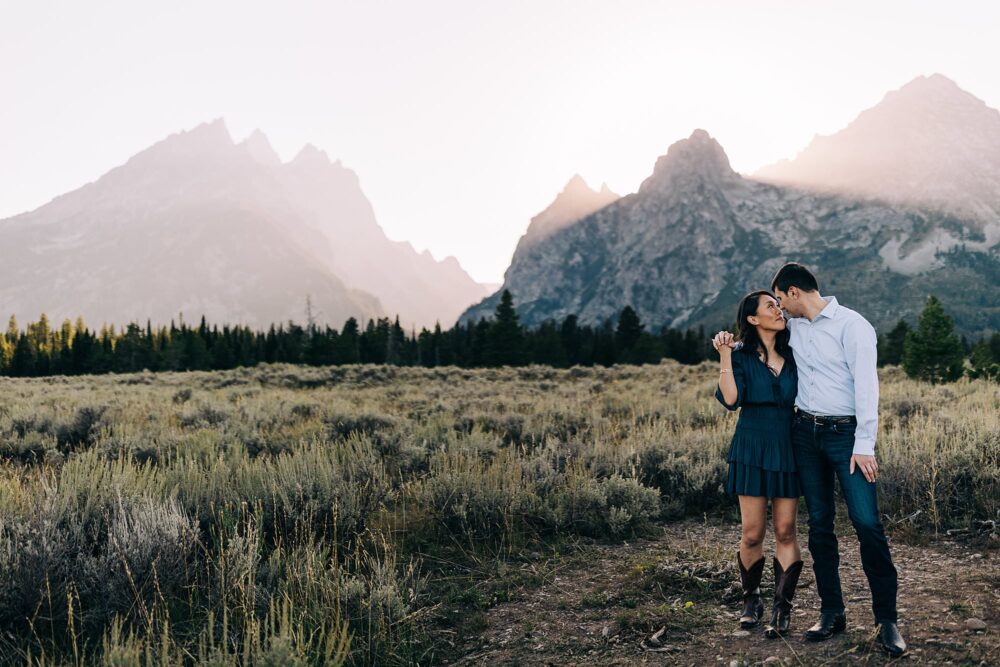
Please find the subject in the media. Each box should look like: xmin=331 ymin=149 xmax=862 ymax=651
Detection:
xmin=4 ymin=73 xmax=998 ymax=340
xmin=459 ymin=74 xmax=1000 ymax=339
xmin=0 ymin=120 xmax=490 ymax=331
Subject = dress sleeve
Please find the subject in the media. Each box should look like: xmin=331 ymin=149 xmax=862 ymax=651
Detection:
xmin=715 ymin=350 xmax=746 ymax=411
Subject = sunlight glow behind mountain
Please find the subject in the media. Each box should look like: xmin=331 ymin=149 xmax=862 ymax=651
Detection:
xmin=2 ymin=1 xmax=1000 ymax=282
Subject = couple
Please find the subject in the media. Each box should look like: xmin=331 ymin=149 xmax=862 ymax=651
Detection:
xmin=712 ymin=262 xmax=906 ymax=657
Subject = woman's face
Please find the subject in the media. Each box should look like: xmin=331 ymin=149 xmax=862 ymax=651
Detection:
xmin=749 ymin=294 xmax=786 ymax=331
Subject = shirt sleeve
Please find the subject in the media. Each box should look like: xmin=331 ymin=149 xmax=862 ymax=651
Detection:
xmin=715 ymin=350 xmax=746 ymax=411
xmin=843 ymin=317 xmax=879 ymax=455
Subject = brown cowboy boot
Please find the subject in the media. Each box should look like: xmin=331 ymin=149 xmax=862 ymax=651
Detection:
xmin=737 ymin=552 xmax=766 ymax=629
xmin=765 ymin=557 xmax=804 ymax=638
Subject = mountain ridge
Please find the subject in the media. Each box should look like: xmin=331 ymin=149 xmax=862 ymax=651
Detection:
xmin=459 ymin=117 xmax=1000 ymax=338
xmin=755 ymin=73 xmax=1000 ymax=233
xmin=0 ymin=120 xmax=490 ymax=330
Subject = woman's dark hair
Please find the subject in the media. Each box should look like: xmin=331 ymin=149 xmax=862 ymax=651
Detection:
xmin=735 ymin=290 xmax=792 ymax=361
xmin=770 ymin=262 xmax=818 ymax=293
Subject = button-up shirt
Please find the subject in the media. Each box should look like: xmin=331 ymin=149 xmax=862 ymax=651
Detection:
xmin=787 ymin=296 xmax=879 ymax=456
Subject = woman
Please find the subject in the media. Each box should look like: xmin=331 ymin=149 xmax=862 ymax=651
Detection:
xmin=713 ymin=290 xmax=803 ymax=639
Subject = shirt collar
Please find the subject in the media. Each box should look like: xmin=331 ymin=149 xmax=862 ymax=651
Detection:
xmin=815 ymin=295 xmax=839 ymax=320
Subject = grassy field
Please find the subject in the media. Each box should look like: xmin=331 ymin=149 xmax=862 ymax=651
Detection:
xmin=0 ymin=361 xmax=997 ymax=665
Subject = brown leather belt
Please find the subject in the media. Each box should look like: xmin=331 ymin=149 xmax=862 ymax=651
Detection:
xmin=793 ymin=407 xmax=857 ymax=426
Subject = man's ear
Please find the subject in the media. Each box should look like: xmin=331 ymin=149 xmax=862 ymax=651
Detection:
xmin=787 ymin=286 xmax=799 ymax=300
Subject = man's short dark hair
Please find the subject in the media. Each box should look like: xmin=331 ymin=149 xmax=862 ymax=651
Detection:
xmin=771 ymin=262 xmax=819 ymax=293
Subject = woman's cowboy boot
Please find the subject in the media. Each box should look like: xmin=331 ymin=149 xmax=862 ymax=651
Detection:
xmin=765 ymin=558 xmax=804 ymax=638
xmin=738 ymin=552 xmax=766 ymax=628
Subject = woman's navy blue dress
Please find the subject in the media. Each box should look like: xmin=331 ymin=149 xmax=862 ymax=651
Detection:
xmin=715 ymin=344 xmax=800 ymax=498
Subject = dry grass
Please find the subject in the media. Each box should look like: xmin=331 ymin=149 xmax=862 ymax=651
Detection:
xmin=0 ymin=361 xmax=996 ymax=665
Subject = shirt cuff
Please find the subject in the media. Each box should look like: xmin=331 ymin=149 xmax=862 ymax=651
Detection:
xmin=852 ymin=436 xmax=876 ymax=456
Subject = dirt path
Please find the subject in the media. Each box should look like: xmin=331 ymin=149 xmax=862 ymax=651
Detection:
xmin=445 ymin=520 xmax=999 ymax=666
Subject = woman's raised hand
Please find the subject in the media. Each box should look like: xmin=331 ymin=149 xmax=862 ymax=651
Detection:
xmin=712 ymin=330 xmax=735 ymax=353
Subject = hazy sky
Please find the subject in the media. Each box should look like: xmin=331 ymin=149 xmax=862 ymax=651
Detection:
xmin=3 ymin=1 xmax=1000 ymax=283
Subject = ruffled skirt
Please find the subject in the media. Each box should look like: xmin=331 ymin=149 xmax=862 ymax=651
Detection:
xmin=725 ymin=406 xmax=800 ymax=499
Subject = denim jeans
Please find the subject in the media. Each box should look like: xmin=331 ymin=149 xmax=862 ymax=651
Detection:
xmin=792 ymin=415 xmax=898 ymax=623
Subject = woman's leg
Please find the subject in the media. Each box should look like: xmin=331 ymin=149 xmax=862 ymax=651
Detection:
xmin=738 ymin=495 xmax=768 ymax=565
xmin=771 ymin=497 xmax=801 ymax=568
xmin=766 ymin=497 xmax=805 ymax=638
xmin=737 ymin=495 xmax=768 ymax=627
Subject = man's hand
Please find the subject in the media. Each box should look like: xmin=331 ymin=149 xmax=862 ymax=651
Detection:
xmin=850 ymin=454 xmax=879 ymax=483
xmin=712 ymin=331 xmax=735 ymax=355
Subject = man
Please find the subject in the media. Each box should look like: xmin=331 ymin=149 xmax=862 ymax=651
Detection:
xmin=770 ymin=262 xmax=905 ymax=657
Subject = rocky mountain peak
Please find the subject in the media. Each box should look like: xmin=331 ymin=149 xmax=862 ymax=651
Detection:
xmin=753 ymin=73 xmax=1000 ymax=225
xmin=1 ymin=118 xmax=491 ymax=332
xmin=563 ymin=173 xmax=590 ymax=194
xmin=893 ymin=73 xmax=972 ymax=101
xmin=240 ymin=129 xmax=281 ymax=166
xmin=868 ymin=73 xmax=997 ymax=125
xmin=163 ymin=117 xmax=233 ymax=152
xmin=639 ymin=129 xmax=738 ymax=194
xmin=121 ymin=118 xmax=235 ymax=171
xmin=513 ymin=175 xmax=619 ymax=253
xmin=291 ymin=143 xmax=332 ymax=167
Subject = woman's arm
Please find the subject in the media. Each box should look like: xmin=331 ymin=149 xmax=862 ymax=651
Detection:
xmin=713 ymin=331 xmax=742 ymax=410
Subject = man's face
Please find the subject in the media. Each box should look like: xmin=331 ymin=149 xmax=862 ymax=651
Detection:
xmin=773 ymin=288 xmax=803 ymax=318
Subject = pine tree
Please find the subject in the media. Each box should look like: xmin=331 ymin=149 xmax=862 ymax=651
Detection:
xmin=184 ymin=328 xmax=211 ymax=370
xmin=530 ymin=319 xmax=567 ymax=366
xmin=969 ymin=332 xmax=1000 ymax=381
xmin=472 ymin=318 xmax=491 ymax=366
xmin=902 ymin=296 xmax=965 ymax=383
xmin=592 ymin=318 xmax=616 ymax=366
xmin=10 ymin=335 xmax=37 ymax=377
xmin=0 ymin=334 xmax=12 ymax=373
xmin=386 ymin=316 xmax=405 ymax=365
xmin=878 ymin=319 xmax=910 ymax=366
xmin=615 ymin=306 xmax=644 ymax=355
xmin=338 ymin=318 xmax=361 ymax=364
xmin=560 ymin=314 xmax=581 ymax=366
xmin=487 ymin=290 xmax=524 ymax=366
xmin=5 ymin=315 xmax=18 ymax=345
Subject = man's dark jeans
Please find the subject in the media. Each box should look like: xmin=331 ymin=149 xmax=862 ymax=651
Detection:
xmin=792 ymin=415 xmax=898 ymax=623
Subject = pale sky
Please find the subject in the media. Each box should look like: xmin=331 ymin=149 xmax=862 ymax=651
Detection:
xmin=3 ymin=1 xmax=1000 ymax=283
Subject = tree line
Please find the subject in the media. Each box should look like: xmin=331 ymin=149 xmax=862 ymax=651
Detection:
xmin=0 ymin=291 xmax=712 ymax=377
xmin=1 ymin=291 xmax=996 ymax=383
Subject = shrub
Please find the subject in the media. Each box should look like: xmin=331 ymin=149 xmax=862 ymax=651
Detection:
xmin=551 ymin=472 xmax=660 ymax=538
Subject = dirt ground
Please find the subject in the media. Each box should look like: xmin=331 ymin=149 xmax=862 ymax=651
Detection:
xmin=444 ymin=520 xmax=999 ymax=666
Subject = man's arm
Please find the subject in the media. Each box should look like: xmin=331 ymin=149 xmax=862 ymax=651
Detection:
xmin=844 ymin=316 xmax=880 ymax=480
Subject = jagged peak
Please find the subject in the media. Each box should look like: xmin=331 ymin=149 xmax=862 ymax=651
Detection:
xmin=564 ymin=173 xmax=590 ymax=192
xmin=164 ymin=118 xmax=232 ymax=147
xmin=171 ymin=118 xmax=232 ymax=147
xmin=188 ymin=117 xmax=231 ymax=140
xmin=239 ymin=128 xmax=281 ymax=166
xmin=287 ymin=144 xmax=354 ymax=176
xmin=639 ymin=129 xmax=737 ymax=194
xmin=123 ymin=118 xmax=235 ymax=167
xmin=552 ymin=174 xmax=618 ymax=204
xmin=872 ymin=73 xmax=992 ymax=117
xmin=291 ymin=143 xmax=332 ymax=166
xmin=895 ymin=73 xmax=966 ymax=97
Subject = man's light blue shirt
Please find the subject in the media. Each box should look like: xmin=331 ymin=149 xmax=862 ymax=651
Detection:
xmin=787 ymin=296 xmax=879 ymax=456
